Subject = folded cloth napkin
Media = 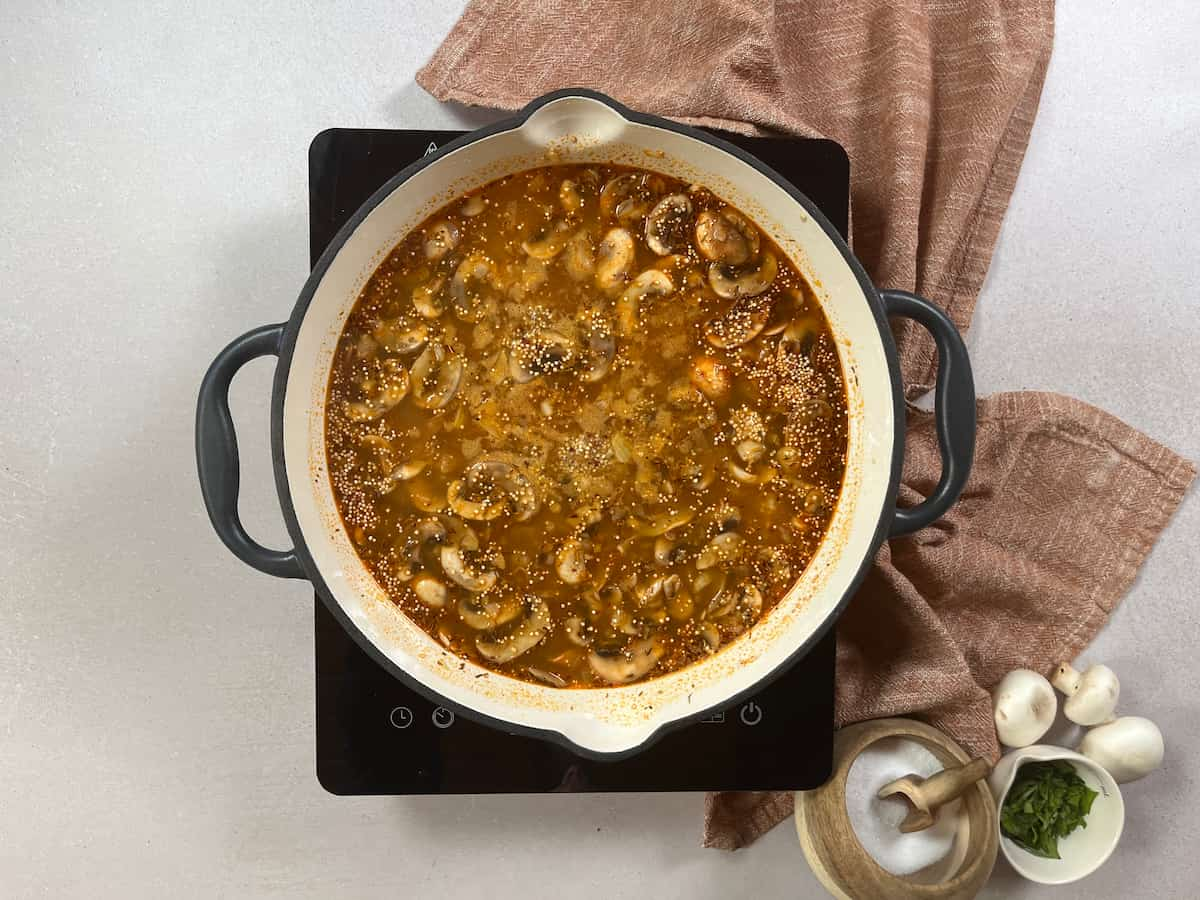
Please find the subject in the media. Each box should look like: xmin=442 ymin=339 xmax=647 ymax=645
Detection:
xmin=417 ymin=0 xmax=1196 ymax=849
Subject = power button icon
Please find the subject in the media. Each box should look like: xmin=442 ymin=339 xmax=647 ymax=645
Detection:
xmin=739 ymin=702 xmax=763 ymax=726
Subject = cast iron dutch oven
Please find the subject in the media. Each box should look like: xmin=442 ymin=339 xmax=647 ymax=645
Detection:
xmin=196 ymin=90 xmax=974 ymax=759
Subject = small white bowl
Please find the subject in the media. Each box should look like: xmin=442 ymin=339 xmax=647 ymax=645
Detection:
xmin=989 ymin=745 xmax=1124 ymax=885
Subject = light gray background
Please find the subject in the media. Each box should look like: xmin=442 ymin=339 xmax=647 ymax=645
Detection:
xmin=1 ymin=1 xmax=1196 ymax=897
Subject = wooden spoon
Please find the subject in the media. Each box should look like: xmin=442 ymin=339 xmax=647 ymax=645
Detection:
xmin=878 ymin=758 xmax=991 ymax=833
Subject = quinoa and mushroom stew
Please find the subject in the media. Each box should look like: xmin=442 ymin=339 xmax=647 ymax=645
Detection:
xmin=325 ymin=164 xmax=848 ymax=687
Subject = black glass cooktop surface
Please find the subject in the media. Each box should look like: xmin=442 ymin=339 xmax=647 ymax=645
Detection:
xmin=310 ymin=126 xmax=848 ymax=795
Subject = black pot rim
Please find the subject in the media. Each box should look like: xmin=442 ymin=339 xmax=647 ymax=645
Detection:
xmin=270 ymin=88 xmax=906 ymax=762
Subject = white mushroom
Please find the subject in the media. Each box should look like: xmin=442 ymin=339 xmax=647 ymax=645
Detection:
xmin=423 ymin=221 xmax=460 ymax=261
xmin=689 ymin=355 xmax=731 ymax=403
xmin=450 ymin=253 xmax=495 ymax=321
xmin=736 ymin=440 xmax=766 ymax=465
xmin=509 ymin=329 xmax=574 ymax=384
xmin=555 ymin=539 xmax=589 ymax=585
xmin=521 ymin=219 xmax=573 ymax=260
xmin=594 ymin=227 xmax=635 ymax=293
xmin=562 ymin=229 xmax=596 ymax=282
xmin=1078 ymin=716 xmax=1164 ymax=783
xmin=458 ymin=593 xmax=521 ymax=630
xmin=411 ymin=275 xmax=447 ymax=319
xmin=439 ymin=545 xmax=497 ymax=592
xmin=389 ymin=460 xmax=428 ymax=483
xmin=1052 ymin=662 xmax=1120 ymax=726
xmin=564 ymin=616 xmax=590 ymax=647
xmin=709 ymin=251 xmax=778 ymax=300
xmin=599 ymin=173 xmax=641 ymax=219
xmin=448 ymin=457 xmax=540 ymax=522
xmin=579 ymin=330 xmax=616 ymax=382
xmin=616 ymin=269 xmax=674 ymax=334
xmin=778 ymin=316 xmax=820 ymax=357
xmin=372 ymin=318 xmax=429 ymax=355
xmin=727 ymin=459 xmax=776 ymax=486
xmin=410 ymin=341 xmax=464 ymax=409
xmin=411 ymin=573 xmax=447 ymax=608
xmin=992 ymin=669 xmax=1058 ymax=748
xmin=476 ymin=596 xmax=551 ymax=664
xmin=343 ymin=358 xmax=409 ymax=422
xmin=696 ymin=531 xmax=744 ymax=570
xmin=460 ymin=195 xmax=486 ymax=216
xmin=587 ymin=637 xmax=665 ymax=684
xmin=559 ymin=179 xmax=584 ymax=214
xmin=694 ymin=208 xmax=760 ymax=266
xmin=644 ymin=193 xmax=693 ymax=255
xmin=704 ymin=296 xmax=773 ymax=348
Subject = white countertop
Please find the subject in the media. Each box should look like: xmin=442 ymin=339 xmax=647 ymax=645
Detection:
xmin=1 ymin=1 xmax=1196 ymax=897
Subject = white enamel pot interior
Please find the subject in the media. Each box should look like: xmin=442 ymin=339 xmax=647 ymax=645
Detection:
xmin=274 ymin=92 xmax=901 ymax=758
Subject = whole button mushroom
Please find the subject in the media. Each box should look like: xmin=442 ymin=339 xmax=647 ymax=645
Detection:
xmin=992 ymin=669 xmax=1058 ymax=748
xmin=1052 ymin=662 xmax=1120 ymax=726
xmin=1079 ymin=716 xmax=1165 ymax=783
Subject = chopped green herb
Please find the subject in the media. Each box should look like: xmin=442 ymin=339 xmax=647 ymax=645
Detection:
xmin=1000 ymin=760 xmax=1098 ymax=860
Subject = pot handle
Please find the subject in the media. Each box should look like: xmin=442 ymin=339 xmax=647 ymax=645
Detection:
xmin=882 ymin=290 xmax=976 ymax=537
xmin=195 ymin=323 xmax=305 ymax=579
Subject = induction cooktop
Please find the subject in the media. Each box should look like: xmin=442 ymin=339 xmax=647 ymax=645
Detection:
xmin=309 ymin=125 xmax=848 ymax=795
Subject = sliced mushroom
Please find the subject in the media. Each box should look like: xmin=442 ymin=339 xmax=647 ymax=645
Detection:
xmin=727 ymin=459 xmax=776 ymax=486
xmin=614 ymin=197 xmax=652 ymax=226
xmin=521 ymin=219 xmax=573 ymax=260
xmin=372 ymin=318 xmax=429 ymax=355
xmin=562 ymin=229 xmax=596 ymax=282
xmin=698 ymin=623 xmax=722 ymax=654
xmin=616 ymin=269 xmax=674 ymax=335
xmin=734 ymin=582 xmax=764 ymax=621
xmin=460 ymin=195 xmax=486 ymax=216
xmin=598 ymin=173 xmax=641 ymax=219
xmin=411 ymin=573 xmax=448 ymax=608
xmin=446 ymin=479 xmax=505 ymax=521
xmin=410 ymin=342 xmax=464 ymax=409
xmin=343 ymin=358 xmax=409 ymax=421
xmin=560 ymin=179 xmax=584 ymax=214
xmin=694 ymin=208 xmax=760 ymax=266
xmin=555 ymin=539 xmax=589 ymax=585
xmin=654 ymin=535 xmax=685 ymax=566
xmin=412 ymin=275 xmax=447 ymax=319
xmin=644 ymin=193 xmax=694 ymax=255
xmin=736 ymin=440 xmax=766 ymax=465
xmin=697 ymin=532 xmax=744 ymax=570
xmin=476 ymin=596 xmax=551 ymax=664
xmin=579 ymin=330 xmax=616 ymax=382
xmin=439 ymin=545 xmax=497 ymax=592
xmin=704 ymin=295 xmax=773 ymax=348
xmin=587 ymin=637 xmax=665 ymax=684
xmin=423 ymin=221 xmax=460 ymax=261
xmin=778 ymin=316 xmax=820 ymax=358
xmin=390 ymin=459 xmax=428 ymax=483
xmin=633 ymin=507 xmax=695 ymax=537
xmin=689 ymin=355 xmax=731 ymax=403
xmin=458 ymin=593 xmax=522 ymax=630
xmin=709 ymin=251 xmax=778 ymax=300
xmin=450 ymin=253 xmax=495 ymax=321
xmin=449 ymin=457 xmax=540 ymax=522
xmin=510 ymin=329 xmax=574 ymax=383
xmin=693 ymin=569 xmax=728 ymax=612
xmin=763 ymin=287 xmax=802 ymax=336
xmin=564 ymin=615 xmax=590 ymax=647
xmin=594 ymin=227 xmax=635 ymax=293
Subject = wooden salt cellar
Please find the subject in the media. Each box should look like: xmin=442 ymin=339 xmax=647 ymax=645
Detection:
xmin=795 ymin=718 xmax=999 ymax=900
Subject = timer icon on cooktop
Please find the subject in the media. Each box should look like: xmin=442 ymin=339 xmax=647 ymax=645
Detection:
xmin=431 ymin=707 xmax=456 ymax=729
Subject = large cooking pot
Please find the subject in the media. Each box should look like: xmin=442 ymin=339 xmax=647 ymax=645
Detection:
xmin=196 ymin=89 xmax=974 ymax=759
